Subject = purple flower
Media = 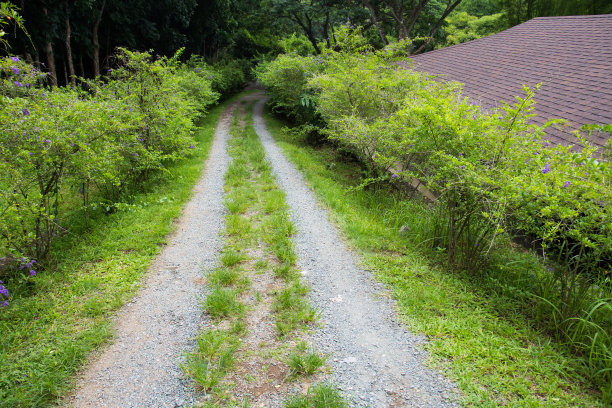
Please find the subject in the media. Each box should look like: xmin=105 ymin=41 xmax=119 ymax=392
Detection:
xmin=22 ymin=108 xmax=30 ymax=116
xmin=563 ymin=181 xmax=571 ymax=188
xmin=460 ymin=165 xmax=465 ymax=169
xmin=11 ymin=66 xmax=19 ymax=75
xmin=472 ymin=114 xmax=478 ymax=120
xmin=28 ymin=152 xmax=32 ymax=156
xmin=391 ymin=173 xmax=398 ymax=178
xmin=541 ymin=163 xmax=550 ymax=174
xmin=45 ymin=139 xmax=51 ymax=143
xmin=584 ymin=172 xmax=588 ymax=177
xmin=10 ymin=56 xmax=19 ymax=63
xmin=14 ymin=81 xmax=23 ymax=87
xmin=458 ymin=152 xmax=463 ymax=156
xmin=1 ymin=300 xmax=7 ymax=308
xmin=29 ymin=270 xmax=36 ymax=276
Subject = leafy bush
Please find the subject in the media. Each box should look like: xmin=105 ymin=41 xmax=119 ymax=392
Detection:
xmin=255 ymin=53 xmax=325 ymax=123
xmin=0 ymin=49 xmax=222 ymax=303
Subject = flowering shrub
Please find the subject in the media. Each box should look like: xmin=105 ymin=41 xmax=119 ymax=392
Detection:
xmin=0 ymin=49 xmax=228 ymax=305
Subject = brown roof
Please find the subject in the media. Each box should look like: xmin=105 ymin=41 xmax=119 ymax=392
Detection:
xmin=403 ymin=14 xmax=612 ymax=148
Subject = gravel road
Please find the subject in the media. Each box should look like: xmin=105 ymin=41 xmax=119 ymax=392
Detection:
xmin=253 ymin=98 xmax=458 ymax=408
xmin=66 ymin=99 xmax=241 ymax=408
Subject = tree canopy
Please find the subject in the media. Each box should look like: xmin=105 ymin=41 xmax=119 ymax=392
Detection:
xmin=1 ymin=0 xmax=610 ymax=85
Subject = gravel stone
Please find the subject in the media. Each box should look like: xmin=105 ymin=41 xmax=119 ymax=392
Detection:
xmin=66 ymin=101 xmax=239 ymax=408
xmin=253 ymin=99 xmax=458 ymax=407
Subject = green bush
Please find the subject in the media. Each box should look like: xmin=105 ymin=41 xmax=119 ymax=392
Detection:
xmin=0 ymin=49 xmax=221 ymax=299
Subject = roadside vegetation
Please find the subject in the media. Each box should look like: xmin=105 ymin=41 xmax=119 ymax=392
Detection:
xmin=257 ymin=26 xmax=611 ymax=405
xmin=183 ymin=100 xmax=344 ymax=406
xmin=0 ymin=73 xmax=248 ymax=406
xmin=264 ymin=104 xmax=608 ymax=408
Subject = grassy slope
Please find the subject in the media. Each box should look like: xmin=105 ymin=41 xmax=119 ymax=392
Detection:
xmin=0 ymin=92 xmax=252 ymax=408
xmin=263 ymin=109 xmax=604 ymax=408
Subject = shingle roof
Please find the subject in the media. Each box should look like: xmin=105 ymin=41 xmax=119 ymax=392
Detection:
xmin=402 ymin=14 xmax=612 ymax=148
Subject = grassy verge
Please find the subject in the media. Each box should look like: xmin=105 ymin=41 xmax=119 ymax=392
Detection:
xmin=183 ymin=100 xmax=344 ymax=407
xmin=263 ymin=108 xmax=605 ymax=407
xmin=0 ymin=92 xmax=254 ymax=408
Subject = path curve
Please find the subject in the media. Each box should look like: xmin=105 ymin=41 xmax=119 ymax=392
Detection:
xmin=66 ymin=98 xmax=245 ymax=408
xmin=253 ymin=98 xmax=457 ymax=408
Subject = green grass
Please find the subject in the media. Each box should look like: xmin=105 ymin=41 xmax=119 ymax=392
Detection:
xmin=0 ymin=93 xmax=253 ymax=408
xmin=181 ymin=329 xmax=239 ymax=392
xmin=208 ymin=267 xmax=242 ymax=287
xmin=221 ymin=250 xmax=247 ymax=268
xmin=284 ymin=383 xmax=350 ymax=408
xmin=287 ymin=348 xmax=326 ymax=377
xmin=203 ymin=287 xmax=244 ymax=320
xmin=264 ymin=108 xmax=606 ymax=407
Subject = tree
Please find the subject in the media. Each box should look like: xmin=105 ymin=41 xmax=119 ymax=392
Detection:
xmin=357 ymin=0 xmax=464 ymax=53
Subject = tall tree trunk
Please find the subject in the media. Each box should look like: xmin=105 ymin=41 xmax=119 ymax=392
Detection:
xmin=64 ymin=2 xmax=76 ymax=87
xmin=63 ymin=55 xmax=69 ymax=86
xmin=323 ymin=11 xmax=331 ymax=48
xmin=45 ymin=41 xmax=58 ymax=87
xmin=79 ymin=54 xmax=85 ymax=77
xmin=42 ymin=7 xmax=58 ymax=87
xmin=412 ymin=0 xmax=463 ymax=54
xmin=405 ymin=0 xmax=429 ymax=38
xmin=92 ymin=0 xmax=106 ymax=77
xmin=292 ymin=12 xmax=321 ymax=54
xmin=362 ymin=0 xmax=388 ymax=45
xmin=385 ymin=0 xmax=412 ymax=39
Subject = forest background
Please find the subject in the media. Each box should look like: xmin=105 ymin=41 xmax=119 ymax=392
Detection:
xmin=3 ymin=0 xmax=612 ymax=87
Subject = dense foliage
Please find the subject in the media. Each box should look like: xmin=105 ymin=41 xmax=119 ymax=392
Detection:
xmin=257 ymin=29 xmax=612 ymax=401
xmin=0 ymin=49 xmax=244 ymax=301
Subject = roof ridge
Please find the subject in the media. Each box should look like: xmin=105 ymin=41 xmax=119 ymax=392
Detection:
xmin=530 ymin=14 xmax=612 ymax=20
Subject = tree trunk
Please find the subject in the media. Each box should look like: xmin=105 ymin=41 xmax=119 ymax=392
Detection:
xmin=92 ymin=0 xmax=106 ymax=77
xmin=412 ymin=0 xmax=463 ymax=54
xmin=384 ymin=0 xmax=412 ymax=39
xmin=42 ymin=7 xmax=58 ymax=87
xmin=405 ymin=0 xmax=429 ymax=38
xmin=79 ymin=53 xmax=85 ymax=77
xmin=63 ymin=55 xmax=69 ymax=86
xmin=323 ymin=10 xmax=331 ymax=48
xmin=292 ymin=11 xmax=321 ymax=54
xmin=64 ymin=2 xmax=76 ymax=87
xmin=45 ymin=41 xmax=58 ymax=87
xmin=362 ymin=0 xmax=388 ymax=45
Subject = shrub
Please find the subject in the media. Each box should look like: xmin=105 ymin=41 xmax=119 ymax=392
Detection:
xmin=0 ymin=49 xmax=221 ymax=303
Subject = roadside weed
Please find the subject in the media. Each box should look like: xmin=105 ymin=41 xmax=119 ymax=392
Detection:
xmin=284 ymin=383 xmax=349 ymax=408
xmin=203 ymin=287 xmax=244 ymax=320
xmin=287 ymin=349 xmax=326 ymax=377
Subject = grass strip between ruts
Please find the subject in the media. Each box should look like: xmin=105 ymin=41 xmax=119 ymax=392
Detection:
xmin=183 ymin=99 xmax=347 ymax=407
